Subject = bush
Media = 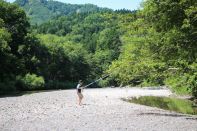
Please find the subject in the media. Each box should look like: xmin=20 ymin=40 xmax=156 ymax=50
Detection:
xmin=165 ymin=75 xmax=190 ymax=95
xmin=16 ymin=73 xmax=45 ymax=90
xmin=187 ymin=73 xmax=197 ymax=98
xmin=164 ymin=71 xmax=197 ymax=98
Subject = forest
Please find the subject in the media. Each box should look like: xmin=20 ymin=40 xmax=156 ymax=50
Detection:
xmin=0 ymin=0 xmax=196 ymax=98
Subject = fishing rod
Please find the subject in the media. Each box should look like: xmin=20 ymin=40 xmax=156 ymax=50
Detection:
xmin=83 ymin=74 xmax=110 ymax=88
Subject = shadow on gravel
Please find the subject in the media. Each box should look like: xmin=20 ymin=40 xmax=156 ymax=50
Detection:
xmin=82 ymin=103 xmax=91 ymax=106
xmin=138 ymin=112 xmax=197 ymax=120
xmin=0 ymin=92 xmax=24 ymax=98
xmin=0 ymin=89 xmax=63 ymax=98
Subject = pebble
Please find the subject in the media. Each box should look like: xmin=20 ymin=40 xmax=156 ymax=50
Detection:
xmin=0 ymin=88 xmax=197 ymax=131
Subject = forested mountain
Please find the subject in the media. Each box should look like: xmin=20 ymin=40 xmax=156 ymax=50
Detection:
xmin=31 ymin=11 xmax=135 ymax=86
xmin=14 ymin=0 xmax=112 ymax=24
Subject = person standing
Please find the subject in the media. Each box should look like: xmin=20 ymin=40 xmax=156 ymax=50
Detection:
xmin=76 ymin=80 xmax=84 ymax=105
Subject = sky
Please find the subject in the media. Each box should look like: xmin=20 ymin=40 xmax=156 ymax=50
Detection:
xmin=5 ymin=0 xmax=144 ymax=10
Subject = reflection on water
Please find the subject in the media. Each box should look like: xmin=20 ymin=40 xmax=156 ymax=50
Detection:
xmin=123 ymin=96 xmax=197 ymax=115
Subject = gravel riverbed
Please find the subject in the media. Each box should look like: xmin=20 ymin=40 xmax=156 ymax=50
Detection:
xmin=0 ymin=87 xmax=197 ymax=131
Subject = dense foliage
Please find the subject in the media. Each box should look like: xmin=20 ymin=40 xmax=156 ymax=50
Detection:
xmin=108 ymin=0 xmax=197 ymax=97
xmin=0 ymin=0 xmax=124 ymax=93
xmin=33 ymin=11 xmax=130 ymax=80
xmin=0 ymin=0 xmax=31 ymax=93
xmin=0 ymin=0 xmax=196 ymax=98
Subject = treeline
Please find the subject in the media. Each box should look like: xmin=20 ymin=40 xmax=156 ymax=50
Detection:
xmin=0 ymin=0 xmax=128 ymax=94
xmin=0 ymin=0 xmax=34 ymax=93
xmin=108 ymin=0 xmax=197 ymax=97
xmin=31 ymin=11 xmax=133 ymax=88
xmin=32 ymin=10 xmax=137 ymax=88
xmin=0 ymin=0 xmax=196 ymax=98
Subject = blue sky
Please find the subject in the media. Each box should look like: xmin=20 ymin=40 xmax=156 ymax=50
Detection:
xmin=5 ymin=0 xmax=143 ymax=10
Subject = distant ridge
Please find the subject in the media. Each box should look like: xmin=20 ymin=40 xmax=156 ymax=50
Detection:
xmin=14 ymin=0 xmax=112 ymax=24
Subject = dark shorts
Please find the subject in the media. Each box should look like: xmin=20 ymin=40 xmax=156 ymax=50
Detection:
xmin=77 ymin=89 xmax=83 ymax=98
xmin=77 ymin=89 xmax=81 ymax=93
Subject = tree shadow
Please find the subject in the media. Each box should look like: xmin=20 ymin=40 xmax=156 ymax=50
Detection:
xmin=0 ymin=92 xmax=24 ymax=98
xmin=0 ymin=89 xmax=61 ymax=98
xmin=138 ymin=112 xmax=197 ymax=120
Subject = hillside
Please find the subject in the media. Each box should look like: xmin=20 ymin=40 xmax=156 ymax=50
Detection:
xmin=14 ymin=0 xmax=112 ymax=24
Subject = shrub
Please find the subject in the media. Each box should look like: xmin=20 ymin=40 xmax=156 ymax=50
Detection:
xmin=187 ymin=73 xmax=197 ymax=98
xmin=165 ymin=75 xmax=190 ymax=95
xmin=17 ymin=73 xmax=45 ymax=90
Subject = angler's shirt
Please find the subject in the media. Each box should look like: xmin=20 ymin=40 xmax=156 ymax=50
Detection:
xmin=77 ymin=84 xmax=82 ymax=89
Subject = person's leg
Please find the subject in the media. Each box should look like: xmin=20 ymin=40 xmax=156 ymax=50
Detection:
xmin=79 ymin=94 xmax=83 ymax=105
xmin=77 ymin=92 xmax=81 ymax=105
xmin=81 ymin=94 xmax=83 ymax=104
xmin=79 ymin=98 xmax=82 ymax=105
xmin=78 ymin=96 xmax=80 ymax=105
